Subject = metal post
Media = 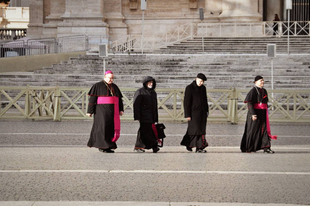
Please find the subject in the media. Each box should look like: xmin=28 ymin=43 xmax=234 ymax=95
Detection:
xmin=288 ymin=9 xmax=290 ymax=54
xmin=103 ymin=58 xmax=106 ymax=78
xmin=271 ymin=58 xmax=274 ymax=91
xmin=271 ymin=58 xmax=274 ymax=105
xmin=141 ymin=10 xmax=145 ymax=54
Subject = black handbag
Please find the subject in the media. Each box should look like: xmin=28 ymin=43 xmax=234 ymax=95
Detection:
xmin=155 ymin=123 xmax=166 ymax=147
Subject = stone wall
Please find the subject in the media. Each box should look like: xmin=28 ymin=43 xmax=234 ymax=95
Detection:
xmin=26 ymin=0 xmax=272 ymax=41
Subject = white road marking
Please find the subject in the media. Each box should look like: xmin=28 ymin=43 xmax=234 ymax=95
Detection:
xmin=0 ymin=170 xmax=310 ymax=175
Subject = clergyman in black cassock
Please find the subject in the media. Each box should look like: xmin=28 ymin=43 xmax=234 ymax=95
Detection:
xmin=181 ymin=73 xmax=209 ymax=153
xmin=133 ymin=76 xmax=160 ymax=153
xmin=240 ymin=75 xmax=277 ymax=153
xmin=86 ymin=70 xmax=124 ymax=153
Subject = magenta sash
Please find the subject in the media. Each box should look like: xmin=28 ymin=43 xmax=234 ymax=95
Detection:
xmin=97 ymin=96 xmax=120 ymax=142
xmin=253 ymin=103 xmax=277 ymax=140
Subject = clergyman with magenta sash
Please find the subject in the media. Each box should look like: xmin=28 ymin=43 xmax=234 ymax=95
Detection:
xmin=240 ymin=75 xmax=277 ymax=154
xmin=86 ymin=70 xmax=124 ymax=153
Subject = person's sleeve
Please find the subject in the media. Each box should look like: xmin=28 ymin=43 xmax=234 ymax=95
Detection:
xmin=184 ymin=86 xmax=192 ymax=118
xmin=119 ymin=96 xmax=124 ymax=112
xmin=205 ymin=87 xmax=209 ymax=113
xmin=247 ymin=102 xmax=256 ymax=116
xmin=244 ymin=88 xmax=256 ymax=116
xmin=154 ymin=92 xmax=159 ymax=122
xmin=87 ymin=84 xmax=97 ymax=114
xmin=133 ymin=89 xmax=142 ymax=120
xmin=113 ymin=84 xmax=124 ymax=112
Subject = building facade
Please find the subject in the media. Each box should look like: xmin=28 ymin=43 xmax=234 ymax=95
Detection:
xmin=26 ymin=0 xmax=307 ymax=41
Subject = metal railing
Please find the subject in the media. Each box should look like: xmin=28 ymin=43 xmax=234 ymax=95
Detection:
xmin=1 ymin=21 xmax=309 ymax=57
xmin=110 ymin=23 xmax=198 ymax=53
xmin=1 ymin=86 xmax=309 ymax=123
xmin=110 ymin=21 xmax=310 ymax=53
xmin=0 ymin=35 xmax=110 ymax=58
xmin=263 ymin=21 xmax=310 ymax=37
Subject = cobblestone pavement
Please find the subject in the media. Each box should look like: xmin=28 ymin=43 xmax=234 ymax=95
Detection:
xmin=0 ymin=120 xmax=310 ymax=206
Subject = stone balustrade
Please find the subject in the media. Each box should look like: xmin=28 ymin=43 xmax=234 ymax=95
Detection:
xmin=0 ymin=28 xmax=26 ymax=41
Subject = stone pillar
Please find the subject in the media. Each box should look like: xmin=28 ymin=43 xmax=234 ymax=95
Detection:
xmin=219 ymin=0 xmax=262 ymax=22
xmin=57 ymin=0 xmax=108 ymax=37
xmin=27 ymin=0 xmax=44 ymax=38
xmin=104 ymin=0 xmax=128 ymax=42
xmin=43 ymin=0 xmax=65 ymax=37
xmin=10 ymin=0 xmax=21 ymax=7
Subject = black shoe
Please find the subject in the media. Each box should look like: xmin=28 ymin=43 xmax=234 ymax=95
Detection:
xmin=186 ymin=146 xmax=193 ymax=152
xmin=264 ymin=148 xmax=275 ymax=154
xmin=134 ymin=149 xmax=145 ymax=153
xmin=153 ymin=147 xmax=160 ymax=153
xmin=196 ymin=149 xmax=207 ymax=153
xmin=99 ymin=148 xmax=114 ymax=153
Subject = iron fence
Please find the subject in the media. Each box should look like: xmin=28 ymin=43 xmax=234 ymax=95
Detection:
xmin=1 ymin=86 xmax=309 ymax=123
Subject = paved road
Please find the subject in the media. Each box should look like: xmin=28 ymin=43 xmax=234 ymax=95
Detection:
xmin=0 ymin=120 xmax=310 ymax=206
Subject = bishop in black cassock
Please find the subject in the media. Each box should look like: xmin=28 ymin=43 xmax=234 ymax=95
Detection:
xmin=241 ymin=75 xmax=277 ymax=153
xmin=86 ymin=70 xmax=124 ymax=153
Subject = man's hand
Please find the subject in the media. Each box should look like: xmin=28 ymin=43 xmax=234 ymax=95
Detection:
xmin=252 ymin=115 xmax=257 ymax=121
xmin=120 ymin=111 xmax=124 ymax=116
xmin=86 ymin=113 xmax=92 ymax=117
xmin=186 ymin=117 xmax=191 ymax=121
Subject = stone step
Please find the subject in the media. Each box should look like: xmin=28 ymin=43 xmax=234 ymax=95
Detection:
xmin=1 ymin=54 xmax=310 ymax=91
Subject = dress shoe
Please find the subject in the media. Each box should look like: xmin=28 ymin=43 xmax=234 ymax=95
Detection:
xmin=196 ymin=149 xmax=207 ymax=153
xmin=99 ymin=148 xmax=114 ymax=153
xmin=134 ymin=149 xmax=145 ymax=153
xmin=152 ymin=147 xmax=160 ymax=153
xmin=264 ymin=148 xmax=275 ymax=154
xmin=186 ymin=146 xmax=193 ymax=152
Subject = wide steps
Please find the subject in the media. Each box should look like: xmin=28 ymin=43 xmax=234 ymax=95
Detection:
xmin=1 ymin=53 xmax=310 ymax=90
xmin=160 ymin=37 xmax=310 ymax=54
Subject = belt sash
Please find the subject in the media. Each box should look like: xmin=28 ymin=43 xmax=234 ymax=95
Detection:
xmin=253 ymin=103 xmax=277 ymax=140
xmin=97 ymin=96 xmax=120 ymax=142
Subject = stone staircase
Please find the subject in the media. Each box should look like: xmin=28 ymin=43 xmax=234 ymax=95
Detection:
xmin=159 ymin=37 xmax=310 ymax=54
xmin=0 ymin=53 xmax=310 ymax=90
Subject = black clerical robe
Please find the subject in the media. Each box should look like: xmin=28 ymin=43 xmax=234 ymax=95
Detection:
xmin=181 ymin=81 xmax=209 ymax=149
xmin=87 ymin=81 xmax=123 ymax=149
xmin=241 ymin=86 xmax=275 ymax=152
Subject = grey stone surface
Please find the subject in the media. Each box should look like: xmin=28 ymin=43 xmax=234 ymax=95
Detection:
xmin=1 ymin=54 xmax=310 ymax=90
xmin=0 ymin=202 xmax=307 ymax=206
xmin=0 ymin=120 xmax=310 ymax=205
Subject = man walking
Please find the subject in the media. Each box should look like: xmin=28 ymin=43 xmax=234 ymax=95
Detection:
xmin=181 ymin=73 xmax=209 ymax=153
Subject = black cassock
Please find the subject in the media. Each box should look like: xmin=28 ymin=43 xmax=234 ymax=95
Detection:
xmin=240 ymin=86 xmax=271 ymax=152
xmin=87 ymin=81 xmax=123 ymax=150
xmin=181 ymin=81 xmax=209 ymax=149
xmin=133 ymin=76 xmax=159 ymax=150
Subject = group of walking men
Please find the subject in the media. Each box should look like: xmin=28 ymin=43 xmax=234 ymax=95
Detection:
xmin=86 ymin=70 xmax=276 ymax=154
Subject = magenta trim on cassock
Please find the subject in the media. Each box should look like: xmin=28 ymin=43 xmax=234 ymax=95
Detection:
xmin=253 ymin=103 xmax=277 ymax=140
xmin=97 ymin=96 xmax=120 ymax=142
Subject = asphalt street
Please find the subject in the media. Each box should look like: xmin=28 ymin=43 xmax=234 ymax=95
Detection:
xmin=0 ymin=120 xmax=310 ymax=206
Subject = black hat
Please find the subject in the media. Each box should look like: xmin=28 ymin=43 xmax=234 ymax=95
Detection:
xmin=197 ymin=73 xmax=207 ymax=81
xmin=254 ymin=75 xmax=263 ymax=82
